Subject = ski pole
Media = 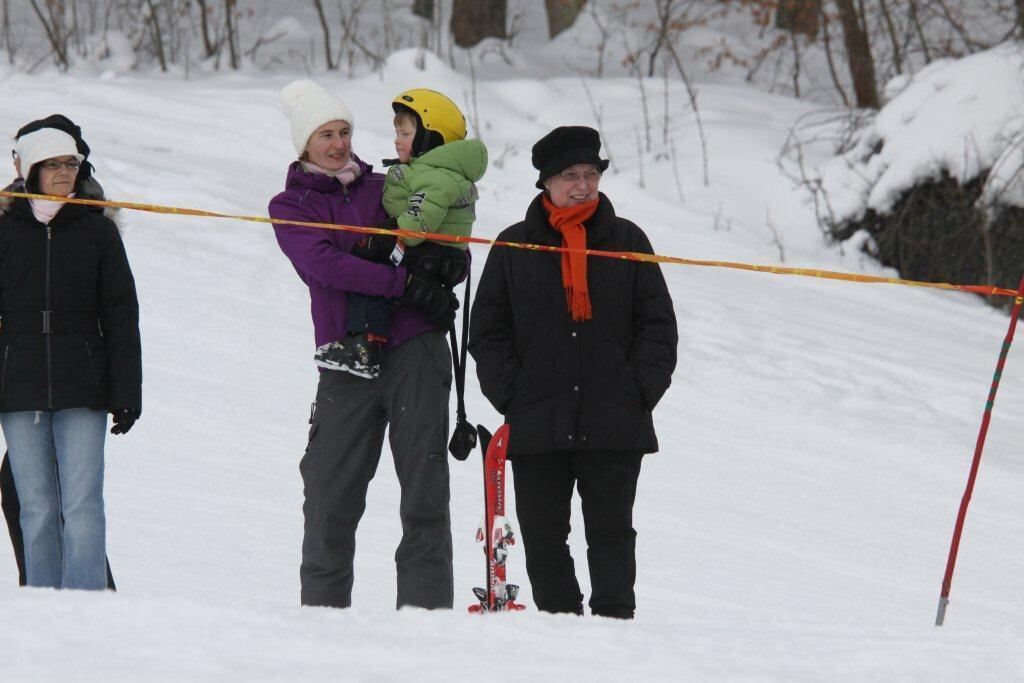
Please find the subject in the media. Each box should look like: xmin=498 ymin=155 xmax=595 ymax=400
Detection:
xmin=935 ymin=274 xmax=1024 ymax=626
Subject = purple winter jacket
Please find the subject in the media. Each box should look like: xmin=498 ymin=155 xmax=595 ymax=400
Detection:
xmin=269 ymin=156 xmax=437 ymax=351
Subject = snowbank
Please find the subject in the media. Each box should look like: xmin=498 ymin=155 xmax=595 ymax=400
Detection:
xmin=815 ymin=41 xmax=1024 ymax=224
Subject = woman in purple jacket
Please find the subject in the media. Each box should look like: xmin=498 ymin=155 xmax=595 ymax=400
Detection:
xmin=269 ymin=79 xmax=458 ymax=610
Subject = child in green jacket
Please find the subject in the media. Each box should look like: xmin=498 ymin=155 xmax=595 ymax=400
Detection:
xmin=315 ymin=89 xmax=488 ymax=378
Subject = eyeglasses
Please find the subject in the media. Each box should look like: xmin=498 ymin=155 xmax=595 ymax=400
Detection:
xmin=40 ymin=159 xmax=81 ymax=171
xmin=557 ymin=169 xmax=601 ymax=184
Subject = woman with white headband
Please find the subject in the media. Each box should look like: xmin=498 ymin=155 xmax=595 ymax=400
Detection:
xmin=0 ymin=116 xmax=141 ymax=590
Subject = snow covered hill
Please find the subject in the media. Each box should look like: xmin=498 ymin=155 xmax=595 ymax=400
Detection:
xmin=2 ymin=46 xmax=1024 ymax=681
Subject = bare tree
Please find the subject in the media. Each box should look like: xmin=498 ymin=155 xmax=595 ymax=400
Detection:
xmin=819 ymin=3 xmax=850 ymax=106
xmin=145 ymin=0 xmax=168 ymax=72
xmin=224 ymin=0 xmax=238 ymax=69
xmin=412 ymin=0 xmax=433 ymax=21
xmin=1 ymin=0 xmax=14 ymax=65
xmin=664 ymin=40 xmax=710 ymax=185
xmin=579 ymin=74 xmax=617 ymax=174
xmin=545 ymin=0 xmax=587 ymax=39
xmin=194 ymin=0 xmax=220 ymax=60
xmin=29 ymin=0 xmax=70 ymax=70
xmin=647 ymin=0 xmax=674 ymax=77
xmin=338 ymin=1 xmax=384 ymax=75
xmin=907 ymin=0 xmax=931 ymax=64
xmin=876 ymin=0 xmax=903 ymax=74
xmin=834 ymin=0 xmax=879 ymax=108
xmin=763 ymin=0 xmax=813 ymax=97
xmin=642 ymin=0 xmax=710 ymax=184
xmin=588 ymin=0 xmax=609 ymax=77
xmin=450 ymin=0 xmax=506 ymax=48
xmin=311 ymin=0 xmax=335 ymax=69
xmin=776 ymin=0 xmax=820 ymax=38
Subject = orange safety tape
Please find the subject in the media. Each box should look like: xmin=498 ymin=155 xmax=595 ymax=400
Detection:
xmin=1 ymin=189 xmax=1017 ymax=298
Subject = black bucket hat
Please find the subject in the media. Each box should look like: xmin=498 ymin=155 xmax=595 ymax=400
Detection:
xmin=531 ymin=126 xmax=609 ymax=189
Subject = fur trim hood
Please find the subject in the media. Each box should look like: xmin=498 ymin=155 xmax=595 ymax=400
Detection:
xmin=0 ymin=176 xmax=121 ymax=229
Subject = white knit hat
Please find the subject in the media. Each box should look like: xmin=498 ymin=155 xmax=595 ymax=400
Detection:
xmin=280 ymin=79 xmax=354 ymax=156
xmin=13 ymin=128 xmax=84 ymax=174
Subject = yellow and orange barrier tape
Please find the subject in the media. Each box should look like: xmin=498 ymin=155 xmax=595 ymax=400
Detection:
xmin=1 ymin=189 xmax=1017 ymax=299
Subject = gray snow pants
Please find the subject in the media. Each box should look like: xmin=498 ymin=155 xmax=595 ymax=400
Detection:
xmin=299 ymin=330 xmax=454 ymax=609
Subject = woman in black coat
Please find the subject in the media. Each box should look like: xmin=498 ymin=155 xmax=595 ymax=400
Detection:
xmin=469 ymin=126 xmax=677 ymax=619
xmin=0 ymin=118 xmax=141 ymax=590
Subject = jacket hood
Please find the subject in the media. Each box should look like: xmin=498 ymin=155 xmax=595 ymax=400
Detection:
xmin=413 ymin=139 xmax=488 ymax=183
xmin=284 ymin=153 xmax=376 ymax=193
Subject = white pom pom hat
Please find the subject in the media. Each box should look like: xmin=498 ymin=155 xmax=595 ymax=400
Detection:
xmin=13 ymin=128 xmax=83 ymax=174
xmin=280 ymin=79 xmax=354 ymax=156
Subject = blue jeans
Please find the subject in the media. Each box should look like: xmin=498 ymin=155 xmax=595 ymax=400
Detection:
xmin=0 ymin=408 xmax=107 ymax=590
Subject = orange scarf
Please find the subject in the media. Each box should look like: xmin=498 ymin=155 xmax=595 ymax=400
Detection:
xmin=542 ymin=194 xmax=599 ymax=321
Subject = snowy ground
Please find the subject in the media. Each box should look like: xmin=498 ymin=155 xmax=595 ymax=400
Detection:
xmin=2 ymin=47 xmax=1024 ymax=681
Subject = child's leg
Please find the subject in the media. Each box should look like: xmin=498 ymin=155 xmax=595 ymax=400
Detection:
xmin=314 ymin=292 xmax=378 ymax=377
xmin=364 ymin=297 xmax=394 ymax=342
xmin=347 ymin=292 xmax=370 ymax=336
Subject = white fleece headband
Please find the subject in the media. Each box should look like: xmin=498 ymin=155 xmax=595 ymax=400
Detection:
xmin=14 ymin=128 xmax=83 ymax=174
xmin=280 ymin=79 xmax=354 ymax=156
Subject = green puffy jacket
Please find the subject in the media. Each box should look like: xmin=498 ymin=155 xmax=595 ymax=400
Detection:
xmin=383 ymin=138 xmax=488 ymax=250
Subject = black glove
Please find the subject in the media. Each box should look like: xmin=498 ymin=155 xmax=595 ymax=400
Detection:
xmin=110 ymin=408 xmax=141 ymax=435
xmin=351 ymin=233 xmax=398 ymax=264
xmin=403 ymin=242 xmax=469 ymax=288
xmin=399 ymin=272 xmax=459 ymax=327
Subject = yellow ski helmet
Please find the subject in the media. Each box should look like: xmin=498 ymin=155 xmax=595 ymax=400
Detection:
xmin=392 ymin=89 xmax=467 ymax=155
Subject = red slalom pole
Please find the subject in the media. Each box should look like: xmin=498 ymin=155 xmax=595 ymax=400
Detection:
xmin=936 ymin=275 xmax=1024 ymax=626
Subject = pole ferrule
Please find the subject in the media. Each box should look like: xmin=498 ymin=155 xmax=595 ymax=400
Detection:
xmin=935 ymin=596 xmax=949 ymax=626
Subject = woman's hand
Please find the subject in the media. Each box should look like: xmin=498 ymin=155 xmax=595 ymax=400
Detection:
xmin=110 ymin=408 xmax=141 ymax=435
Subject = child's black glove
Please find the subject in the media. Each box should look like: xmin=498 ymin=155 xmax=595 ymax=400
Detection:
xmin=403 ymin=242 xmax=468 ymax=288
xmin=351 ymin=233 xmax=398 ymax=264
xmin=399 ymin=272 xmax=459 ymax=327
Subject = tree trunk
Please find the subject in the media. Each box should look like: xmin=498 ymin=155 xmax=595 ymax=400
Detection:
xmin=224 ymin=0 xmax=238 ymax=69
xmin=311 ymin=0 xmax=335 ymax=69
xmin=145 ymin=0 xmax=167 ymax=72
xmin=412 ymin=0 xmax=434 ymax=21
xmin=834 ymin=0 xmax=879 ymax=108
xmin=1 ymin=0 xmax=14 ymax=64
xmin=544 ymin=0 xmax=587 ymax=39
xmin=908 ymin=0 xmax=931 ymax=63
xmin=1018 ymin=0 xmax=1024 ymax=37
xmin=776 ymin=0 xmax=820 ymax=38
xmin=195 ymin=0 xmax=217 ymax=58
xmin=450 ymin=0 xmax=506 ymax=48
xmin=877 ymin=0 xmax=903 ymax=74
xmin=28 ymin=0 xmax=69 ymax=70
xmin=819 ymin=3 xmax=850 ymax=106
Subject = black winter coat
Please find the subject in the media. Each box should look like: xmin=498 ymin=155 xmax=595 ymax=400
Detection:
xmin=0 ymin=195 xmax=141 ymax=412
xmin=469 ymin=193 xmax=677 ymax=457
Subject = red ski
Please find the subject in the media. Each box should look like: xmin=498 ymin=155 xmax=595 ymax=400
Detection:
xmin=468 ymin=424 xmax=526 ymax=613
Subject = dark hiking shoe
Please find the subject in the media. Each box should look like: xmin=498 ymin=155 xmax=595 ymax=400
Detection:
xmin=314 ymin=334 xmax=381 ymax=378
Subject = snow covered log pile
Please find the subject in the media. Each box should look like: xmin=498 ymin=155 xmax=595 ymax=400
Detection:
xmin=813 ymin=42 xmax=1024 ymax=306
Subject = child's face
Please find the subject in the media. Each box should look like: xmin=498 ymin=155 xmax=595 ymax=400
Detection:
xmin=394 ymin=120 xmax=417 ymax=163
